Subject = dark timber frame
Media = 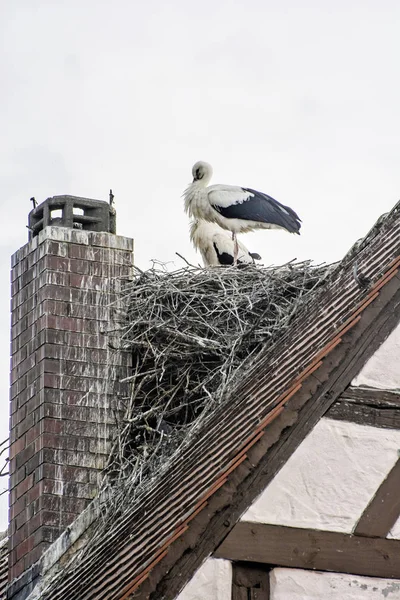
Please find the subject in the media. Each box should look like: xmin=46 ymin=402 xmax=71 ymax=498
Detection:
xmin=327 ymin=386 xmax=400 ymax=430
xmin=215 ymin=523 xmax=400 ymax=579
xmin=219 ymin=387 xmax=400 ymax=594
xmin=232 ymin=563 xmax=270 ymax=600
xmin=354 ymin=457 xmax=400 ymax=538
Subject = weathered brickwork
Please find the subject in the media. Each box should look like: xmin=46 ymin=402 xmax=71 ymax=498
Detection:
xmin=8 ymin=227 xmax=133 ymax=582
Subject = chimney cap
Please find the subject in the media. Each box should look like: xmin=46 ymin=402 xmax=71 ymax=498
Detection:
xmin=28 ymin=195 xmax=116 ymax=239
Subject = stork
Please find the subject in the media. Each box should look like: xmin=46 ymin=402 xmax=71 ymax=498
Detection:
xmin=184 ymin=161 xmax=301 ymax=264
xmin=190 ymin=219 xmax=261 ymax=267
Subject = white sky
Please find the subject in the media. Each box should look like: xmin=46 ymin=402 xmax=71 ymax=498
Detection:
xmin=1 ymin=0 xmax=400 ymax=531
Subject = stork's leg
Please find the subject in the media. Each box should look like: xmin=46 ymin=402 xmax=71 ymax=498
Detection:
xmin=233 ymin=233 xmax=239 ymax=266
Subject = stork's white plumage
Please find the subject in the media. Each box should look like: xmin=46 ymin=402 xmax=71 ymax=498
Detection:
xmin=190 ymin=220 xmax=261 ymax=267
xmin=184 ymin=161 xmax=301 ymax=263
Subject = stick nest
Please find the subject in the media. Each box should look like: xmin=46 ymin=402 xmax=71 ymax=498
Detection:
xmin=103 ymin=260 xmax=334 ymax=497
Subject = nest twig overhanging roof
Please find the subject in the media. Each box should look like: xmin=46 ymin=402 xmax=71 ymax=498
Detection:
xmin=102 ymin=260 xmax=334 ymax=503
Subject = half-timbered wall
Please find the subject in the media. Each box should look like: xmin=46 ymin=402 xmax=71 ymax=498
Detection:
xmin=241 ymin=417 xmax=400 ymax=536
xmin=177 ymin=324 xmax=400 ymax=599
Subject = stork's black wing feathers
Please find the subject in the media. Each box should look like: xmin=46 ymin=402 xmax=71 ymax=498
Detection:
xmin=213 ymin=243 xmax=258 ymax=266
xmin=213 ymin=243 xmax=234 ymax=266
xmin=213 ymin=188 xmax=301 ymax=234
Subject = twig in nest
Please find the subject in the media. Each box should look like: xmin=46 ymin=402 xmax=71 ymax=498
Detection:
xmin=175 ymin=252 xmax=199 ymax=268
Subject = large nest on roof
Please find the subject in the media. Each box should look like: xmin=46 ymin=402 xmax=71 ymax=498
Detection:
xmin=103 ymin=260 xmax=334 ymax=497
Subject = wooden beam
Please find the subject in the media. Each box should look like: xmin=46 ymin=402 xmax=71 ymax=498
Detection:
xmin=326 ymin=400 xmax=400 ymax=429
xmin=326 ymin=386 xmax=400 ymax=429
xmin=232 ymin=563 xmax=270 ymax=600
xmin=215 ymin=522 xmax=400 ymax=579
xmin=341 ymin=387 xmax=400 ymax=405
xmin=354 ymin=457 xmax=400 ymax=537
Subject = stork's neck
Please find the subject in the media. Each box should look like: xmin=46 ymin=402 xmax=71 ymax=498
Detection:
xmin=184 ymin=182 xmax=202 ymax=213
xmin=184 ymin=182 xmax=214 ymax=221
xmin=193 ymin=178 xmax=210 ymax=189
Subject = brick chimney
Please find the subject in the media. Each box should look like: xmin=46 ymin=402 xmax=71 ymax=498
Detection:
xmin=8 ymin=196 xmax=133 ymax=587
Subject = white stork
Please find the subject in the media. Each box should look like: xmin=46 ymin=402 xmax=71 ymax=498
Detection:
xmin=190 ymin=220 xmax=261 ymax=267
xmin=184 ymin=161 xmax=301 ymax=263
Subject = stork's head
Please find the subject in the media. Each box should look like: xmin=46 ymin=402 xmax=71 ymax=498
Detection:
xmin=192 ymin=161 xmax=213 ymax=186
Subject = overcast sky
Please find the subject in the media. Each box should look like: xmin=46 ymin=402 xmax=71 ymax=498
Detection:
xmin=1 ymin=1 xmax=400 ymax=530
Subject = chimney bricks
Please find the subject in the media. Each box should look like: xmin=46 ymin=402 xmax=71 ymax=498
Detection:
xmin=9 ymin=225 xmax=133 ymax=582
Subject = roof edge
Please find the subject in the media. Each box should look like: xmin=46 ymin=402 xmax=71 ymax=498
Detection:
xmin=12 ymin=491 xmax=108 ymax=600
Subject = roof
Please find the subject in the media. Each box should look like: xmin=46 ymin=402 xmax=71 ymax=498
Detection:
xmin=25 ymin=202 xmax=400 ymax=599
xmin=0 ymin=535 xmax=8 ymax=600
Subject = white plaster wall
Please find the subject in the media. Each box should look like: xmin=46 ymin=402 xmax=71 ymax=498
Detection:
xmin=388 ymin=516 xmax=400 ymax=539
xmin=242 ymin=418 xmax=400 ymax=532
xmin=352 ymin=324 xmax=400 ymax=390
xmin=270 ymin=568 xmax=400 ymax=599
xmin=175 ymin=558 xmax=232 ymax=600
